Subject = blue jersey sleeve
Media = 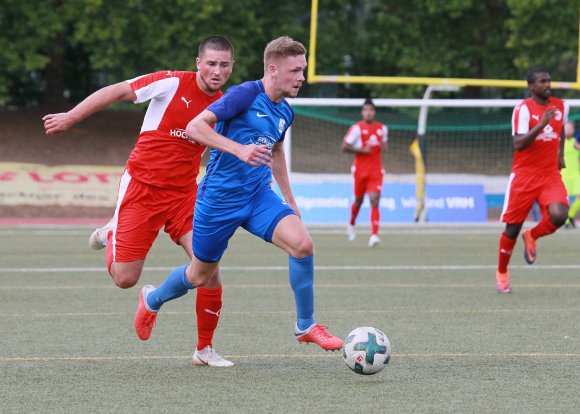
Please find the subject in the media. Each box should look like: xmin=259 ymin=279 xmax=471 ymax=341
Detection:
xmin=207 ymin=81 xmax=261 ymax=122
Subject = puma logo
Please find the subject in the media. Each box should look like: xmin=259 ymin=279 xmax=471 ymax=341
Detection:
xmin=204 ymin=308 xmax=221 ymax=317
xmin=181 ymin=97 xmax=192 ymax=108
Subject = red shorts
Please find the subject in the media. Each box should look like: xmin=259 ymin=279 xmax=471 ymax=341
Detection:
xmin=353 ymin=167 xmax=384 ymax=198
xmin=111 ymin=171 xmax=195 ymax=262
xmin=500 ymin=172 xmax=568 ymax=223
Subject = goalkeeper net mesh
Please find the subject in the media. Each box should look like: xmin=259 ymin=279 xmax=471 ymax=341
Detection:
xmin=287 ymin=98 xmax=580 ymax=178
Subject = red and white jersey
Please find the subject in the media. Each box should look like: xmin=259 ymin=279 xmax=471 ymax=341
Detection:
xmin=125 ymin=71 xmax=222 ymax=191
xmin=344 ymin=120 xmax=388 ymax=173
xmin=511 ymin=97 xmax=569 ymax=175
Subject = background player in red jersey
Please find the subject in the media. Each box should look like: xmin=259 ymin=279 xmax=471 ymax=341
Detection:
xmin=496 ymin=66 xmax=570 ymax=294
xmin=42 ymin=36 xmax=235 ymax=366
xmin=342 ymin=99 xmax=388 ymax=247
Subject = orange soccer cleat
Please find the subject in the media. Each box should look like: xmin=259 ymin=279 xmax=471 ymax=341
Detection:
xmin=134 ymin=285 xmax=157 ymax=341
xmin=521 ymin=230 xmax=537 ymax=265
xmin=296 ymin=323 xmax=343 ymax=351
xmin=495 ymin=270 xmax=512 ymax=294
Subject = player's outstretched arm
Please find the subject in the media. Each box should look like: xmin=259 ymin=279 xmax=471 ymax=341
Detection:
xmin=42 ymin=82 xmax=136 ymax=135
xmin=186 ymin=110 xmax=272 ymax=167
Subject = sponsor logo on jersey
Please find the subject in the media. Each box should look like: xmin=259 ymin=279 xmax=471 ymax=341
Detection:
xmin=532 ymin=114 xmax=539 ymax=121
xmin=170 ymin=128 xmax=196 ymax=144
xmin=256 ymin=112 xmax=269 ymax=117
xmin=537 ymin=124 xmax=559 ymax=142
xmin=249 ymin=134 xmax=276 ymax=149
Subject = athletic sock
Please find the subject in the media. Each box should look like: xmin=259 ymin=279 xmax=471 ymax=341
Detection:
xmin=498 ymin=232 xmax=516 ymax=273
xmin=370 ymin=206 xmax=380 ymax=235
xmin=146 ymin=264 xmax=194 ymax=312
xmin=196 ymin=286 xmax=222 ymax=350
xmin=350 ymin=203 xmax=361 ymax=226
xmin=530 ymin=216 xmax=559 ymax=240
xmin=106 ymin=232 xmax=114 ymax=275
xmin=289 ymin=255 xmax=315 ymax=331
xmin=569 ymin=197 xmax=580 ymax=219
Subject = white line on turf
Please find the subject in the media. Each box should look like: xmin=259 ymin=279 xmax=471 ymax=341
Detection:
xmin=1 ymin=264 xmax=580 ymax=273
xmin=2 ymin=308 xmax=579 ymax=318
xmin=2 ymin=352 xmax=580 ymax=362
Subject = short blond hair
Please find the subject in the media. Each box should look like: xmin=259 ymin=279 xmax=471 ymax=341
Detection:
xmin=263 ymin=36 xmax=306 ymax=70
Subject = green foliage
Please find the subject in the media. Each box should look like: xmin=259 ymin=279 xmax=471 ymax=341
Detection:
xmin=0 ymin=0 xmax=578 ymax=106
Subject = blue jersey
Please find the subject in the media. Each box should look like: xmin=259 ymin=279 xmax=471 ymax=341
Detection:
xmin=197 ymin=80 xmax=294 ymax=207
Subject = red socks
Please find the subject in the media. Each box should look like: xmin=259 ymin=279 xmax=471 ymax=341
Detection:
xmin=498 ymin=232 xmax=516 ymax=273
xmin=350 ymin=203 xmax=361 ymax=226
xmin=196 ymin=286 xmax=223 ymax=350
xmin=530 ymin=217 xmax=559 ymax=239
xmin=371 ymin=206 xmax=380 ymax=235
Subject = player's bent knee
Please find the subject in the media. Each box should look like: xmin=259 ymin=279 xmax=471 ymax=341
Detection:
xmin=110 ymin=269 xmax=141 ymax=289
xmin=112 ymin=276 xmax=139 ymax=289
xmin=551 ymin=213 xmax=568 ymax=227
xmin=290 ymin=236 xmax=314 ymax=258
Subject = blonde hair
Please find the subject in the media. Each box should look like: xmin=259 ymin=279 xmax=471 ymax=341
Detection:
xmin=263 ymin=36 xmax=306 ymax=71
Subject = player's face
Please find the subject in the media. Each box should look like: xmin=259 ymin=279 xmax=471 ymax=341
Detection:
xmin=361 ymin=104 xmax=376 ymax=123
xmin=196 ymin=49 xmax=234 ymax=94
xmin=274 ymin=54 xmax=307 ymax=98
xmin=528 ymin=72 xmax=551 ymax=101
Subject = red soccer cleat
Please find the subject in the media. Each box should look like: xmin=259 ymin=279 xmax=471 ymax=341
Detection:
xmin=495 ymin=270 xmax=512 ymax=294
xmin=134 ymin=285 xmax=157 ymax=341
xmin=296 ymin=324 xmax=343 ymax=351
xmin=521 ymin=230 xmax=537 ymax=265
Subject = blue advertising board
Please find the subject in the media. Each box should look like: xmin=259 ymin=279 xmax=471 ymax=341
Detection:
xmin=274 ymin=182 xmax=487 ymax=223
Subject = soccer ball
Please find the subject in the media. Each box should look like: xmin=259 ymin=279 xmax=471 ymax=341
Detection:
xmin=342 ymin=326 xmax=391 ymax=375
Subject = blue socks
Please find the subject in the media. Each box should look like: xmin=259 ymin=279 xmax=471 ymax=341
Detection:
xmin=289 ymin=255 xmax=315 ymax=331
xmin=146 ymin=264 xmax=194 ymax=312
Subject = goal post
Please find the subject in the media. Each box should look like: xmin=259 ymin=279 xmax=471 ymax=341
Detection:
xmin=308 ymin=0 xmax=580 ymax=90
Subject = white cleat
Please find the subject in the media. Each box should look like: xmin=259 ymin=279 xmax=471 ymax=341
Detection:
xmin=368 ymin=234 xmax=380 ymax=248
xmin=192 ymin=346 xmax=234 ymax=367
xmin=347 ymin=224 xmax=356 ymax=241
xmin=88 ymin=218 xmax=115 ymax=250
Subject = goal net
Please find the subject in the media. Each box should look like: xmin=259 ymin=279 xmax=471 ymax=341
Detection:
xmin=287 ymin=98 xmax=580 ymax=181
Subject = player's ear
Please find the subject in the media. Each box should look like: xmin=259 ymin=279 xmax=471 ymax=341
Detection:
xmin=268 ymin=63 xmax=278 ymax=78
xmin=195 ymin=57 xmax=201 ymax=70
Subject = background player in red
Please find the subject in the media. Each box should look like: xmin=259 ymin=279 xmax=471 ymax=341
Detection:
xmin=496 ymin=66 xmax=570 ymax=294
xmin=42 ymin=36 xmax=235 ymax=366
xmin=342 ymin=99 xmax=388 ymax=247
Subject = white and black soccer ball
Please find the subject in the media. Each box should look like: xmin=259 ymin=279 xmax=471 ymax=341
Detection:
xmin=342 ymin=326 xmax=391 ymax=375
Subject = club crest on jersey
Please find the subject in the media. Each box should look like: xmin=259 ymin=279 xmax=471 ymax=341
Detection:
xmin=278 ymin=118 xmax=286 ymax=134
xmin=250 ymin=134 xmax=276 ymax=149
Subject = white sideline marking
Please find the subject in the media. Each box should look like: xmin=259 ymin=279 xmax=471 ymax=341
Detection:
xmin=2 ymin=283 xmax=580 ymax=291
xmin=1 ymin=308 xmax=579 ymax=318
xmin=2 ymin=352 xmax=579 ymax=362
xmin=1 ymin=264 xmax=580 ymax=273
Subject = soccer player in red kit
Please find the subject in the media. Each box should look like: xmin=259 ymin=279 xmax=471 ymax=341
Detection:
xmin=496 ymin=67 xmax=570 ymax=294
xmin=342 ymin=99 xmax=388 ymax=247
xmin=43 ymin=36 xmax=235 ymax=366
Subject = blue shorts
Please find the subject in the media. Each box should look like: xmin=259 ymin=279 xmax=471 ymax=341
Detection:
xmin=193 ymin=185 xmax=295 ymax=263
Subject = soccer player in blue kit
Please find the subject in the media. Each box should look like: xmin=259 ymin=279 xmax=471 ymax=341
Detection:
xmin=134 ymin=36 xmax=343 ymax=352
